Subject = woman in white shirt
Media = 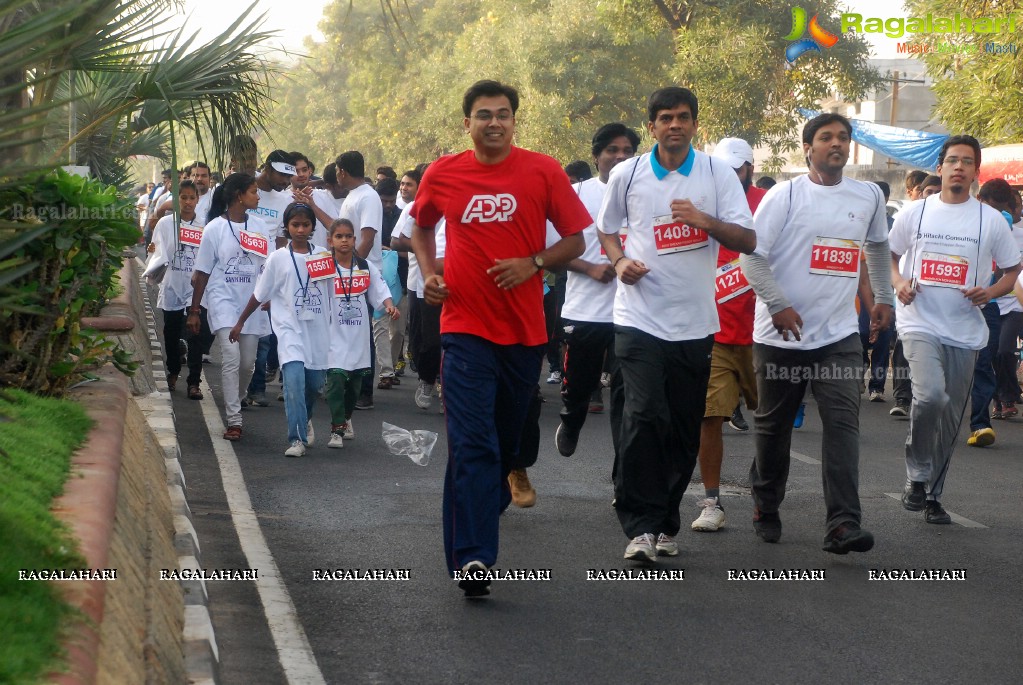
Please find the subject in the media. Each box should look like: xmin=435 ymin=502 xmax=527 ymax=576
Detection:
xmin=143 ymin=180 xmax=212 ymax=399
xmin=188 ymin=173 xmax=272 ymax=441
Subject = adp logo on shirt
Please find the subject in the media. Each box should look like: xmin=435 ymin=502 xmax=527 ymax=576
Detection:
xmin=461 ymin=194 xmax=517 ymax=223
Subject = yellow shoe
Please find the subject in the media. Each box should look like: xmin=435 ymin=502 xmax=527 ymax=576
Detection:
xmin=508 ymin=468 xmax=536 ymax=508
xmin=967 ymin=427 xmax=995 ymax=447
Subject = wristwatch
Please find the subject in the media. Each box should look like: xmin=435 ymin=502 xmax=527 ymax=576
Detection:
xmin=531 ymin=255 xmax=544 ymax=272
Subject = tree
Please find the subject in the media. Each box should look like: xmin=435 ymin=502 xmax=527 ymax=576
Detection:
xmin=263 ymin=0 xmax=674 ymax=170
xmin=603 ymin=1 xmax=883 ymax=169
xmin=905 ymin=0 xmax=1023 ymax=145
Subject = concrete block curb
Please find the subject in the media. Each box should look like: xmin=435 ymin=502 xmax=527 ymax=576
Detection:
xmin=136 ymin=262 xmax=221 ymax=685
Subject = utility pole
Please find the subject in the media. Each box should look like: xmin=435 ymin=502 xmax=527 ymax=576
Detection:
xmin=886 ymin=71 xmax=899 ymax=169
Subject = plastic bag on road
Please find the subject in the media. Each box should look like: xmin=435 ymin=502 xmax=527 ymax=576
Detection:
xmin=381 ymin=422 xmax=437 ymax=466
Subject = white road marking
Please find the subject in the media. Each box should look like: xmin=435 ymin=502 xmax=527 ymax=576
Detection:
xmin=883 ymin=493 xmax=989 ymax=528
xmin=790 ymin=450 xmax=820 ymax=465
xmin=197 ymin=381 xmax=327 ymax=685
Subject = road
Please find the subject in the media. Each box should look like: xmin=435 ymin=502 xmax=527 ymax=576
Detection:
xmin=164 ymin=311 xmax=1023 ymax=684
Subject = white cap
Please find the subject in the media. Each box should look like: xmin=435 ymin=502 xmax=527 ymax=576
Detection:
xmin=712 ymin=138 xmax=754 ymax=169
xmin=270 ymin=161 xmax=297 ymax=175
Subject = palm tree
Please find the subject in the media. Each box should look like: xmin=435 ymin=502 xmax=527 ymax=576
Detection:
xmin=0 ymin=0 xmax=278 ymax=388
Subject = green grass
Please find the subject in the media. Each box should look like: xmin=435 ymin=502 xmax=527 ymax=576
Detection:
xmin=0 ymin=389 xmax=92 ymax=685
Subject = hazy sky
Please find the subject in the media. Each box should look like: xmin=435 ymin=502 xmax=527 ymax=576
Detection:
xmin=167 ymin=0 xmax=912 ymax=60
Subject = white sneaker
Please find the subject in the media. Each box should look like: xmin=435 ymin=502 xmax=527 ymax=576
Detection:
xmin=692 ymin=498 xmax=726 ymax=532
xmin=546 ymin=370 xmax=562 ymax=384
xmin=343 ymin=418 xmax=355 ymax=439
xmin=327 ymin=431 xmax=344 ymax=449
xmin=284 ymin=440 xmax=306 ymax=457
xmin=601 ymin=372 xmax=611 ymax=388
xmin=306 ymin=420 xmax=315 ymax=447
xmin=624 ymin=533 xmax=657 ymax=562
xmin=656 ymin=533 xmax=679 ymax=556
xmin=415 ymin=380 xmax=433 ymax=410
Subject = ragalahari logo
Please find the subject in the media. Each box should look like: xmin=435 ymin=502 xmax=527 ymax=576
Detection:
xmin=784 ymin=7 xmax=840 ymax=62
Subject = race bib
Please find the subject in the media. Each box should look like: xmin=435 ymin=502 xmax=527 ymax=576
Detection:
xmin=652 ymin=215 xmax=707 ymax=255
xmin=179 ymin=225 xmax=203 ymax=247
xmin=239 ymin=230 xmax=269 ymax=257
xmin=333 ymin=270 xmax=370 ymax=296
xmin=919 ymin=251 xmax=969 ymax=288
xmin=809 ymin=237 xmax=859 ymax=277
xmin=306 ymin=256 xmax=335 ymax=281
xmin=715 ymin=259 xmax=751 ymax=304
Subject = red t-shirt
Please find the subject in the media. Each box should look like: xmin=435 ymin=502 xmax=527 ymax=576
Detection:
xmin=411 ymin=147 xmax=591 ymax=346
xmin=715 ymin=185 xmax=767 ymax=345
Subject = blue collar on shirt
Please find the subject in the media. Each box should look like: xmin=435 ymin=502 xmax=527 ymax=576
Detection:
xmin=650 ymin=143 xmax=696 ymax=180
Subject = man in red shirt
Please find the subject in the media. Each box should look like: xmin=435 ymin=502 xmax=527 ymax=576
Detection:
xmin=411 ymin=80 xmax=590 ymax=597
xmin=692 ymin=138 xmax=766 ymax=532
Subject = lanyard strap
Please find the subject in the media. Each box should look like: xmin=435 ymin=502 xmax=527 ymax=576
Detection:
xmin=289 ymin=244 xmax=312 ymax=298
xmin=333 ymin=256 xmax=355 ymax=302
xmin=226 ymin=215 xmax=249 ymax=248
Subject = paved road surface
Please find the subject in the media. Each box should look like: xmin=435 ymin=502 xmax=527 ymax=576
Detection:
xmin=163 ymin=307 xmax=1023 ymax=684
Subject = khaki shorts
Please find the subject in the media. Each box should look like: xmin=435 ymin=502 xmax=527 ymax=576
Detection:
xmin=704 ymin=342 xmax=758 ymax=418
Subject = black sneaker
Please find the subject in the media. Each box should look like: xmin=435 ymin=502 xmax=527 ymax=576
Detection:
xmin=354 ymin=395 xmax=374 ymax=410
xmin=555 ymin=422 xmax=579 ymax=457
xmin=728 ymin=406 xmax=750 ymax=432
xmin=924 ymin=500 xmax=952 ymax=525
xmin=889 ymin=402 xmax=909 ymax=418
xmin=753 ymin=509 xmax=782 ymax=543
xmin=457 ymin=561 xmax=491 ymax=598
xmin=822 ymin=524 xmax=874 ymax=554
xmin=901 ymin=480 xmax=926 ymax=511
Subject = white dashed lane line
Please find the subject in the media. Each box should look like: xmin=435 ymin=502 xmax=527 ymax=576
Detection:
xmin=883 ymin=493 xmax=989 ymax=528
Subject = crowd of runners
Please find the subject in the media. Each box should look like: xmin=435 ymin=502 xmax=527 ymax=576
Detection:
xmin=141 ymin=80 xmax=1023 ymax=598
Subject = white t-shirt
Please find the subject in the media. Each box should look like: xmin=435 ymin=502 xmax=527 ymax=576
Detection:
xmin=399 ymin=206 xmax=446 ymax=298
xmin=597 ymin=148 xmax=752 ymax=342
xmin=340 ymin=183 xmax=384 ymax=270
xmin=194 ymin=216 xmax=272 ymax=335
xmin=889 ymin=195 xmax=1020 ymax=350
xmin=326 ymin=257 xmax=392 ymax=370
xmin=751 ymin=175 xmax=888 ymax=350
xmin=249 ymin=187 xmax=294 ymax=240
xmin=310 ymin=188 xmax=343 ymax=248
xmin=252 ymin=244 xmax=331 ymax=369
xmin=196 ymin=191 xmax=213 ymax=225
xmin=995 ymin=220 xmax=1023 ymax=315
xmin=148 ymin=214 xmax=205 ymax=312
xmin=562 ymin=177 xmax=617 ymax=324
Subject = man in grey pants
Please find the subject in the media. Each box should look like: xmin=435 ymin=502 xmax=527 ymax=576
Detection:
xmin=889 ymin=135 xmax=1021 ymax=523
xmin=740 ymin=113 xmax=893 ymax=554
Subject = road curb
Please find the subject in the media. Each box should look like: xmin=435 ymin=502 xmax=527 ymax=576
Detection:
xmin=135 ymin=259 xmax=222 ymax=685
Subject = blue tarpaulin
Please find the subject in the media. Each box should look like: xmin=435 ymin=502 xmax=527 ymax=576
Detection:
xmin=799 ymin=108 xmax=948 ymax=170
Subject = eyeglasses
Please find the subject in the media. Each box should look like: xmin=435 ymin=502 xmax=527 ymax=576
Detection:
xmin=472 ymin=110 xmax=513 ymax=122
xmin=942 ymin=156 xmax=976 ymax=167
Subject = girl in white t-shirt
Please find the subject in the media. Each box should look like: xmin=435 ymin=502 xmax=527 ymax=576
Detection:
xmin=188 ymin=173 xmax=272 ymax=441
xmin=144 ymin=180 xmax=212 ymax=398
xmin=324 ymin=218 xmax=398 ymax=448
xmin=230 ymin=203 xmax=331 ymax=457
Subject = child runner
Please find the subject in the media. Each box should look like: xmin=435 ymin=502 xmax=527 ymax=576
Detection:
xmin=145 ymin=180 xmax=213 ymax=399
xmin=324 ymin=218 xmax=398 ymax=448
xmin=230 ymin=203 xmax=331 ymax=456
xmin=188 ymin=173 xmax=273 ymax=441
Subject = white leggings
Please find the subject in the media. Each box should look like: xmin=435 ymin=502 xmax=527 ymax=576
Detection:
xmin=216 ymin=328 xmax=259 ymax=426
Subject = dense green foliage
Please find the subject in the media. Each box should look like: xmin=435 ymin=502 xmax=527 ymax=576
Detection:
xmin=264 ymin=0 xmax=880 ymax=171
xmin=0 ymin=170 xmax=140 ymax=394
xmin=906 ymin=0 xmax=1023 ymax=144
